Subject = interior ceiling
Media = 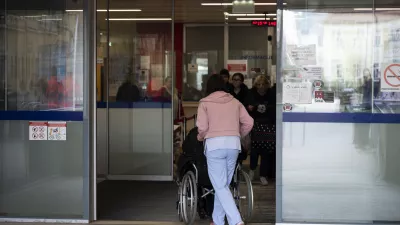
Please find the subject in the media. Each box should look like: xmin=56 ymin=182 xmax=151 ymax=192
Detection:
xmin=95 ymin=0 xmax=277 ymax=23
xmin=285 ymin=0 xmax=400 ymax=7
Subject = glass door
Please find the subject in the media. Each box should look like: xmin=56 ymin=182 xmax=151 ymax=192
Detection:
xmin=96 ymin=0 xmax=174 ymax=180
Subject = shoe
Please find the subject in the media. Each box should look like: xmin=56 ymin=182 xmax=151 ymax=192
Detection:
xmin=260 ymin=176 xmax=268 ymax=186
xmin=249 ymin=170 xmax=255 ymax=181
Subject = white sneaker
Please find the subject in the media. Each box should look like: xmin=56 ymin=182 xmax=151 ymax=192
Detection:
xmin=260 ymin=176 xmax=268 ymax=186
xmin=249 ymin=170 xmax=255 ymax=181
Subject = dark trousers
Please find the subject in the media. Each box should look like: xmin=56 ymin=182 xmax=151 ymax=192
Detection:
xmin=250 ymin=122 xmax=276 ymax=178
xmin=250 ymin=148 xmax=276 ymax=178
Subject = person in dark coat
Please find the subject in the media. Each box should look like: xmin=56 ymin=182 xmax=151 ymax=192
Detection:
xmin=220 ymin=68 xmax=234 ymax=92
xmin=116 ymin=75 xmax=140 ymax=102
xmin=246 ymin=75 xmax=276 ymax=186
xmin=230 ymin=73 xmax=249 ymax=106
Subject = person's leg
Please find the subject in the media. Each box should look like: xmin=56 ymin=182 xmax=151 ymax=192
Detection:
xmin=249 ymin=147 xmax=259 ymax=180
xmin=259 ymin=150 xmax=269 ymax=185
xmin=212 ymin=194 xmax=224 ymax=225
xmin=207 ymin=149 xmax=243 ymax=225
xmin=206 ymin=150 xmax=226 ymax=225
xmin=225 ymin=149 xmax=243 ymax=225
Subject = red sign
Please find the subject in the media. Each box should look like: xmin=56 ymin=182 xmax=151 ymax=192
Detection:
xmin=227 ymin=64 xmax=246 ymax=72
xmin=29 ymin=121 xmax=48 ymax=126
xmin=315 ymin=91 xmax=324 ymax=99
xmin=48 ymin=122 xmax=67 ymax=127
xmin=251 ymin=20 xmax=277 ymax=27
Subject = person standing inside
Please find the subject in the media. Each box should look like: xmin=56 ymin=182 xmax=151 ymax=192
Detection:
xmin=246 ymin=75 xmax=276 ymax=185
xmin=197 ymin=74 xmax=254 ymax=225
xmin=230 ymin=73 xmax=249 ymax=106
xmin=157 ymin=76 xmax=185 ymax=120
xmin=220 ymin=68 xmax=234 ymax=92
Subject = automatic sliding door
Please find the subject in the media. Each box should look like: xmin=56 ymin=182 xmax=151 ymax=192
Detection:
xmin=97 ymin=0 xmax=174 ymax=180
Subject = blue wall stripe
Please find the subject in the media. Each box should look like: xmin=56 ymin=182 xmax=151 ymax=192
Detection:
xmin=0 ymin=111 xmax=83 ymax=121
xmin=283 ymin=112 xmax=400 ymax=124
xmin=96 ymin=101 xmax=171 ymax=109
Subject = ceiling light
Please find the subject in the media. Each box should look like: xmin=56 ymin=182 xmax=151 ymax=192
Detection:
xmin=97 ymin=9 xmax=141 ymax=12
xmin=236 ymin=17 xmax=276 ymax=20
xmin=66 ymin=9 xmax=141 ymax=12
xmin=202 ymin=2 xmax=286 ymax=6
xmin=39 ymin=18 xmax=62 ymax=21
xmin=354 ymin=8 xmax=400 ymax=11
xmin=106 ymin=18 xmax=172 ymax=21
xmin=225 ymin=13 xmax=276 ymax=16
xmin=202 ymin=3 xmax=233 ymax=5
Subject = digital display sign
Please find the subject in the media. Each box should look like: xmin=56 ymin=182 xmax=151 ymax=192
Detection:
xmin=251 ymin=20 xmax=277 ymax=27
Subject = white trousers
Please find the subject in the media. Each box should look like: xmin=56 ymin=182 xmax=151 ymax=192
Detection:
xmin=206 ymin=149 xmax=243 ymax=225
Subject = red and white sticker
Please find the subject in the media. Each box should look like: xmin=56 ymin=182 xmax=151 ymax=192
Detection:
xmin=29 ymin=121 xmax=48 ymax=141
xmin=283 ymin=103 xmax=293 ymax=112
xmin=47 ymin=122 xmax=67 ymax=141
xmin=382 ymin=64 xmax=400 ymax=92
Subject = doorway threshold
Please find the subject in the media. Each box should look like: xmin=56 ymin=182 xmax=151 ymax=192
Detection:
xmin=92 ymin=221 xmax=272 ymax=225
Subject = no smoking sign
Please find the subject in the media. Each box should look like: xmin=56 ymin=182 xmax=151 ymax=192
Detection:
xmin=382 ymin=64 xmax=400 ymax=92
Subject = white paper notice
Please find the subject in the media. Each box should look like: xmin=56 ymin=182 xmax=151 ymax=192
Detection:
xmin=151 ymin=64 xmax=163 ymax=77
xmin=140 ymin=56 xmax=150 ymax=70
xmin=283 ymin=82 xmax=313 ymax=104
xmin=48 ymin=122 xmax=67 ymax=141
xmin=29 ymin=121 xmax=48 ymax=141
xmin=287 ymin=44 xmax=317 ymax=65
xmin=139 ymin=70 xmax=149 ymax=83
xmin=188 ymin=64 xmax=198 ymax=73
xmin=299 ymin=66 xmax=323 ymax=80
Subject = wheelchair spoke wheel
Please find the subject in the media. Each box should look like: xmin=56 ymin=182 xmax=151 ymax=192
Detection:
xmin=234 ymin=170 xmax=254 ymax=222
xmin=181 ymin=171 xmax=197 ymax=225
xmin=177 ymin=183 xmax=184 ymax=222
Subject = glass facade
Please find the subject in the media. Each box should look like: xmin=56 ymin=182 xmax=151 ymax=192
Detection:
xmin=277 ymin=0 xmax=400 ymax=223
xmin=0 ymin=0 xmax=399 ymax=223
xmin=0 ymin=0 xmax=91 ymax=220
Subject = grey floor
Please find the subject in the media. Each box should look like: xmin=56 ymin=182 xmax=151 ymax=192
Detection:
xmin=97 ymin=179 xmax=276 ymax=223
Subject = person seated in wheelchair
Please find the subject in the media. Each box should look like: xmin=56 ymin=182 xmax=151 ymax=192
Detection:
xmin=177 ymin=127 xmax=249 ymax=221
xmin=195 ymin=74 xmax=254 ymax=225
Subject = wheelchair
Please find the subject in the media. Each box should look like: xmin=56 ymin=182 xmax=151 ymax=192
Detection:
xmin=175 ymin=127 xmax=254 ymax=225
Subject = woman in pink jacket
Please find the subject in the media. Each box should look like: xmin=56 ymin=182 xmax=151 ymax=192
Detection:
xmin=197 ymin=74 xmax=254 ymax=225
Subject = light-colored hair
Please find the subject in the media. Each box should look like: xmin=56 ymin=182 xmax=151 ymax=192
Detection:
xmin=253 ymin=75 xmax=270 ymax=87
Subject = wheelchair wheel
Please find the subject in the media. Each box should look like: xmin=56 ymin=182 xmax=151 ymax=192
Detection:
xmin=233 ymin=170 xmax=254 ymax=222
xmin=177 ymin=184 xmax=184 ymax=222
xmin=181 ymin=171 xmax=198 ymax=225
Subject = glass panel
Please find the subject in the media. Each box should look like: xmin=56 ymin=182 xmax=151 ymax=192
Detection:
xmin=96 ymin=0 xmax=173 ymax=176
xmin=183 ymin=26 xmax=224 ymax=101
xmin=229 ymin=26 xmax=270 ymax=80
xmin=278 ymin=0 xmax=400 ymax=223
xmin=0 ymin=0 xmax=86 ymax=218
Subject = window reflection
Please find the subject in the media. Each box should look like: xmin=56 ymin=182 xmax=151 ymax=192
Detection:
xmin=0 ymin=11 xmax=84 ymax=111
xmin=183 ymin=26 xmax=224 ymax=101
xmin=281 ymin=9 xmax=400 ymax=114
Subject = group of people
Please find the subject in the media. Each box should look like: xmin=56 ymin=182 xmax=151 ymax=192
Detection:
xmin=196 ymin=70 xmax=276 ymax=225
xmin=220 ymin=68 xmax=276 ymax=185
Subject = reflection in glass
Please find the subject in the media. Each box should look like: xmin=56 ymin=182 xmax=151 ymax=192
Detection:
xmin=2 ymin=9 xmax=84 ymax=111
xmin=0 ymin=0 xmax=86 ymax=218
xmin=279 ymin=1 xmax=400 ymax=223
xmin=183 ymin=26 xmax=224 ymax=101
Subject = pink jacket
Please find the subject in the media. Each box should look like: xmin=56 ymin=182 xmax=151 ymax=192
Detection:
xmin=196 ymin=91 xmax=254 ymax=141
